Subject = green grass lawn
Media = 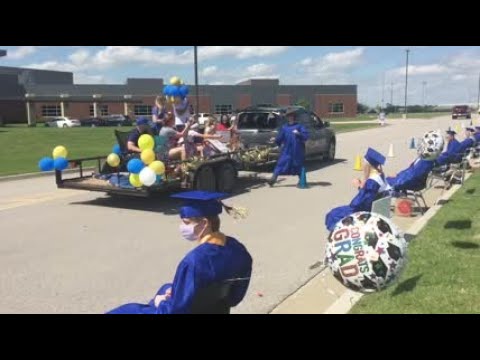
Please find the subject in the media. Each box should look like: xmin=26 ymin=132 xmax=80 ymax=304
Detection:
xmin=350 ymin=173 xmax=480 ymax=314
xmin=326 ymin=114 xmax=377 ymax=122
xmin=331 ymin=123 xmax=379 ymax=133
xmin=387 ymin=112 xmax=450 ymax=119
xmin=0 ymin=125 xmax=133 ymax=176
xmin=0 ymin=123 xmax=380 ymax=176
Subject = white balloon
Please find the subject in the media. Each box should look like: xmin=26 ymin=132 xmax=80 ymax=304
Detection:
xmin=139 ymin=167 xmax=157 ymax=187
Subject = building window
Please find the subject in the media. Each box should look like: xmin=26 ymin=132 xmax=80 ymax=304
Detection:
xmin=134 ymin=105 xmax=153 ymax=116
xmin=328 ymin=103 xmax=344 ymax=114
xmin=41 ymin=105 xmax=61 ymax=117
xmin=89 ymin=104 xmax=109 ymax=116
xmin=215 ymin=104 xmax=233 ymax=114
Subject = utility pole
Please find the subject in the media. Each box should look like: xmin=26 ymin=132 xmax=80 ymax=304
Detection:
xmin=194 ymin=46 xmax=199 ymax=115
xmin=422 ymin=81 xmax=427 ymax=108
xmin=404 ymin=49 xmax=410 ymax=118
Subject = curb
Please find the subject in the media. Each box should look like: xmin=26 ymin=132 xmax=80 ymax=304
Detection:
xmin=0 ymin=167 xmax=95 ymax=183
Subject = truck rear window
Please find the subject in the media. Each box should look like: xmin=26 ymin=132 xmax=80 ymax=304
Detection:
xmin=238 ymin=112 xmax=284 ymax=130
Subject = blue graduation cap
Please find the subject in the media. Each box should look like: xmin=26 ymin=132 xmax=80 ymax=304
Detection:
xmin=171 ymin=191 xmax=229 ymax=218
xmin=446 ymin=130 xmax=456 ymax=136
xmin=475 ymin=126 xmax=480 ymax=131
xmin=136 ymin=117 xmax=150 ymax=126
xmin=364 ymin=147 xmax=386 ymax=169
xmin=466 ymin=127 xmax=475 ymax=132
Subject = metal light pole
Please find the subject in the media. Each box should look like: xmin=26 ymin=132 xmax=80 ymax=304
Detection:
xmin=404 ymin=49 xmax=410 ymax=118
xmin=381 ymin=73 xmax=386 ymax=109
xmin=422 ymin=81 xmax=427 ymax=108
xmin=477 ymin=73 xmax=480 ymax=113
xmin=194 ymin=46 xmax=199 ymax=115
xmin=390 ymin=81 xmax=394 ymax=106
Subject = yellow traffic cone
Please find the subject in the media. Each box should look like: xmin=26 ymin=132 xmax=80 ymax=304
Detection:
xmin=455 ymin=123 xmax=462 ymax=135
xmin=388 ymin=143 xmax=395 ymax=158
xmin=353 ymin=154 xmax=363 ymax=171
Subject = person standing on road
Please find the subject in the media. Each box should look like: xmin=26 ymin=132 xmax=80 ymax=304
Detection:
xmin=379 ymin=111 xmax=386 ymax=126
xmin=268 ymin=109 xmax=309 ymax=187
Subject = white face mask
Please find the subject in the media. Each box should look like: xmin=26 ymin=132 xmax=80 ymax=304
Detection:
xmin=179 ymin=220 xmax=207 ymax=242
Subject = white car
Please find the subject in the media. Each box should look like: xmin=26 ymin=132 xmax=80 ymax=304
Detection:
xmin=46 ymin=117 xmax=81 ymax=128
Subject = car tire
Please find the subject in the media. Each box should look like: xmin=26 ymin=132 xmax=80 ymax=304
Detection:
xmin=63 ymin=124 xmax=68 ymax=128
xmin=452 ymin=116 xmax=457 ymax=120
xmin=215 ymin=162 xmax=237 ymax=193
xmin=325 ymin=139 xmax=336 ymax=162
xmin=194 ymin=165 xmax=216 ymax=192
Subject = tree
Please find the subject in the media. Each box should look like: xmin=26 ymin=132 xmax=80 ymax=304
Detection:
xmin=295 ymin=98 xmax=310 ymax=110
xmin=357 ymin=102 xmax=369 ymax=114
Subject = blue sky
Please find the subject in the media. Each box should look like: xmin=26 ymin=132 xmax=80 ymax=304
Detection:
xmin=1 ymin=46 xmax=479 ymax=107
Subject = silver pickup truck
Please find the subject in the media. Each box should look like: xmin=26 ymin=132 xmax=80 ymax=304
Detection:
xmin=236 ymin=106 xmax=336 ymax=161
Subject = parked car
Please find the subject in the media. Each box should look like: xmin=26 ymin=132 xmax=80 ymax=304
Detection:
xmin=452 ymin=105 xmax=471 ymax=119
xmin=45 ymin=117 xmax=81 ymax=128
xmin=102 ymin=115 xmax=133 ymax=126
xmin=80 ymin=117 xmax=105 ymax=127
xmin=236 ymin=106 xmax=336 ymax=161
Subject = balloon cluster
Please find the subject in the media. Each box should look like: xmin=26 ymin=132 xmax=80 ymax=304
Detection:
xmin=38 ymin=146 xmax=70 ymax=172
xmin=163 ymin=76 xmax=189 ymax=104
xmin=105 ymin=135 xmax=166 ymax=188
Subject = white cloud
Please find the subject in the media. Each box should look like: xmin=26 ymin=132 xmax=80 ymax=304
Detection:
xmin=245 ymin=63 xmax=276 ymax=76
xmin=296 ymin=47 xmax=365 ymax=83
xmin=8 ymin=46 xmax=38 ymax=59
xmin=388 ymin=64 xmax=448 ymax=78
xmin=69 ymin=49 xmax=90 ymax=66
xmin=74 ymin=73 xmax=106 ymax=84
xmin=201 ymin=66 xmax=218 ymax=76
xmin=198 ymin=46 xmax=288 ymax=60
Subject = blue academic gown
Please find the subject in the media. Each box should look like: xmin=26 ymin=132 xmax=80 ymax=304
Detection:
xmin=107 ymin=237 xmax=252 ymax=314
xmin=273 ymin=123 xmax=309 ymax=177
xmin=474 ymin=133 xmax=480 ymax=143
xmin=456 ymin=137 xmax=475 ymax=156
xmin=436 ymin=138 xmax=461 ymax=166
xmin=325 ymin=174 xmax=387 ymax=232
xmin=386 ymin=158 xmax=434 ymax=191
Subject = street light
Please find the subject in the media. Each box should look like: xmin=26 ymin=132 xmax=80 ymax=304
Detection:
xmin=422 ymin=81 xmax=427 ymax=108
xmin=194 ymin=46 xmax=199 ymax=115
xmin=404 ymin=48 xmax=410 ymax=118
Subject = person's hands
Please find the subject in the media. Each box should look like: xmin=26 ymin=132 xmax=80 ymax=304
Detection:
xmin=154 ymin=288 xmax=172 ymax=307
xmin=352 ymin=178 xmax=362 ymax=188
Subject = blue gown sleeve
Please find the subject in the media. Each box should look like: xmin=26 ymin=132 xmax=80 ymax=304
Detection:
xmin=228 ymin=253 xmax=253 ymax=307
xmin=349 ymin=179 xmax=380 ymax=211
xmin=297 ymin=125 xmax=309 ymax=142
xmin=275 ymin=126 xmax=286 ymax=147
xmin=157 ymin=260 xmax=197 ymax=314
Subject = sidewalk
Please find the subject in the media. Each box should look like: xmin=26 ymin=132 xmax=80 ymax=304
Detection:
xmin=269 ymin=172 xmax=471 ymax=314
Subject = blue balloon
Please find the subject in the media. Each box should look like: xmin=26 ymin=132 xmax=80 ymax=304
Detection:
xmin=112 ymin=144 xmax=121 ymax=155
xmin=127 ymin=158 xmax=145 ymax=174
xmin=171 ymin=86 xmax=181 ymax=98
xmin=54 ymin=157 xmax=69 ymax=171
xmin=38 ymin=157 xmax=54 ymax=172
xmin=179 ymin=85 xmax=189 ymax=98
xmin=163 ymin=85 xmax=172 ymax=96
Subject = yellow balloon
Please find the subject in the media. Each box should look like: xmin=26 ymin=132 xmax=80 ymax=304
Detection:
xmin=141 ymin=149 xmax=156 ymax=165
xmin=138 ymin=134 xmax=154 ymax=151
xmin=53 ymin=146 xmax=68 ymax=159
xmin=149 ymin=160 xmax=165 ymax=175
xmin=170 ymin=76 xmax=181 ymax=86
xmin=129 ymin=174 xmax=143 ymax=188
xmin=107 ymin=153 xmax=120 ymax=167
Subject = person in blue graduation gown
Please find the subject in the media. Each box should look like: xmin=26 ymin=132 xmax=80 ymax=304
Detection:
xmin=436 ymin=130 xmax=461 ymax=166
xmin=106 ymin=191 xmax=253 ymax=314
xmin=456 ymin=127 xmax=477 ymax=156
xmin=474 ymin=126 xmax=480 ymax=143
xmin=325 ymin=148 xmax=389 ymax=232
xmin=268 ymin=108 xmax=309 ymax=187
xmin=386 ymin=157 xmax=434 ymax=192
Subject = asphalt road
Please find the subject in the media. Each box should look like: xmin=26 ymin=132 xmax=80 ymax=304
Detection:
xmin=0 ymin=115 xmax=464 ymax=313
